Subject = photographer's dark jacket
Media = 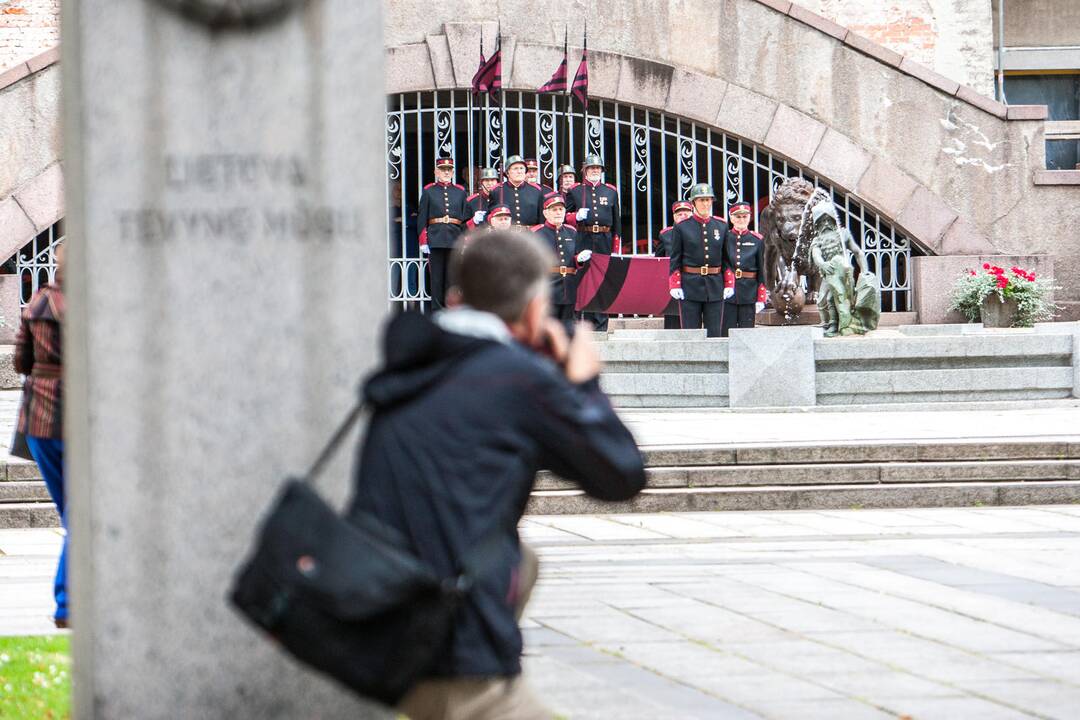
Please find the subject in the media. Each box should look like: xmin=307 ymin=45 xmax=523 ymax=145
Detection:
xmin=348 ymin=309 xmax=645 ymax=679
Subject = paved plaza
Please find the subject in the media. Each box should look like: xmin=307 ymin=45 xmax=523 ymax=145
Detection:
xmin=4 ymin=505 xmax=1080 ymax=718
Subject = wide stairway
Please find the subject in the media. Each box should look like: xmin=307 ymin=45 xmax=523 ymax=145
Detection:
xmin=529 ymin=434 xmax=1080 ymax=514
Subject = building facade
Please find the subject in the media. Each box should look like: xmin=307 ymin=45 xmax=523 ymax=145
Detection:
xmin=1 ymin=0 xmax=1078 ymax=323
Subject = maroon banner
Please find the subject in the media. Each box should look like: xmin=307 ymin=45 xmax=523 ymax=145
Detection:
xmin=575 ymin=254 xmax=677 ymax=316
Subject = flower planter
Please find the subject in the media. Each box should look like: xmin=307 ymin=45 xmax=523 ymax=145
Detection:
xmin=980 ymin=294 xmax=1019 ymax=328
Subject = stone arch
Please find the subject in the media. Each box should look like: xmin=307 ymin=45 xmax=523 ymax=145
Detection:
xmin=387 ymin=39 xmax=999 ymax=257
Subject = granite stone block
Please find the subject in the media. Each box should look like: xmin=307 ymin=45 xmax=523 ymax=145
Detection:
xmin=728 ymin=326 xmax=820 ymax=407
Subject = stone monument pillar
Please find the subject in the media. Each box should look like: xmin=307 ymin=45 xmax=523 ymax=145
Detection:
xmin=63 ymin=1 xmax=389 ymax=717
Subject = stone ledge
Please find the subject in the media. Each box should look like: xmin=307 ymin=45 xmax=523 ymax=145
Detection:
xmin=1034 ymin=170 xmax=1080 ymax=186
xmin=1007 ymin=105 xmax=1049 ymax=121
xmin=0 ymin=46 xmax=58 ymax=93
xmin=787 ymin=4 xmax=848 ymax=42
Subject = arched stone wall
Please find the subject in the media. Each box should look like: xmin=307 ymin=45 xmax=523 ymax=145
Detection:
xmin=382 ymin=0 xmax=1079 ymax=269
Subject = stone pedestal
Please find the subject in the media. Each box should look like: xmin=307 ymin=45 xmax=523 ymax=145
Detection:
xmin=63 ymin=1 xmax=389 ymax=717
xmin=727 ymin=326 xmax=821 ymax=408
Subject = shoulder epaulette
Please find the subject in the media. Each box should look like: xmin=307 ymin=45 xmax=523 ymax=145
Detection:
xmin=750 ymin=230 xmax=764 ymax=239
xmin=528 ymin=182 xmax=544 ymax=190
xmin=568 ymin=182 xmax=581 ymax=190
xmin=530 ymin=224 xmax=544 ymax=232
xmin=466 ymin=192 xmax=480 ymax=201
xmin=604 ymin=183 xmax=618 ymax=191
xmin=423 ymin=182 xmax=435 ymax=190
xmin=660 ymin=226 xmax=673 ymax=234
xmin=453 ymin=183 xmax=466 ymax=191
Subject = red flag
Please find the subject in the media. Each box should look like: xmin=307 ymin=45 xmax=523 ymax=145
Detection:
xmin=571 ymin=48 xmax=588 ymax=107
xmin=575 ymin=255 xmax=677 ymax=316
xmin=537 ymin=58 xmax=568 ymax=94
xmin=471 ymin=50 xmax=487 ymax=95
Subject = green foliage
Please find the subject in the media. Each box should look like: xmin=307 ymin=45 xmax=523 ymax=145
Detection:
xmin=948 ymin=264 xmax=1059 ymax=328
xmin=0 ymin=635 xmax=71 ymax=720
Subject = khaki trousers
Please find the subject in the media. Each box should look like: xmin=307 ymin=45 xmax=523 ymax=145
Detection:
xmin=397 ymin=544 xmax=550 ymax=720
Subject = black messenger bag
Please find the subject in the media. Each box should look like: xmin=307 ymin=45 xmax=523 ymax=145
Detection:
xmin=228 ymin=401 xmax=503 ymax=706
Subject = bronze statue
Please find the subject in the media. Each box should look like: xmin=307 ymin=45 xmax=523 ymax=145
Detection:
xmin=760 ymin=178 xmax=820 ymax=323
xmin=808 ymin=200 xmax=881 ymax=336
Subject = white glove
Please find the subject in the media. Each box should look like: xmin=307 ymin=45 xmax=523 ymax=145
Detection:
xmin=472 ymin=210 xmax=486 ymax=224
xmin=723 ymin=287 xmax=735 ymax=300
xmin=670 ymin=288 xmax=685 ymax=300
xmin=421 ymin=245 xmax=431 ymax=256
xmin=755 ymin=302 xmax=765 ymax=314
xmin=576 ymin=249 xmax=592 ymax=263
xmin=575 ymin=208 xmax=589 ymax=222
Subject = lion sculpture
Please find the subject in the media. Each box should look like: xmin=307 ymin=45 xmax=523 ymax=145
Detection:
xmin=760 ymin=178 xmax=822 ymax=323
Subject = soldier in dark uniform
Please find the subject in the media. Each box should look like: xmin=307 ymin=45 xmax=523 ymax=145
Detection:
xmin=531 ymin=194 xmax=591 ymax=326
xmin=721 ymin=201 xmax=768 ymax=337
xmin=655 ymin=200 xmax=693 ymax=330
xmin=466 ymin=167 xmax=500 ymax=229
xmin=488 ymin=155 xmax=545 ymax=228
xmin=557 ymin=164 xmax=576 ymax=195
xmin=565 ymin=154 xmax=621 ymax=331
xmin=486 ymin=204 xmax=513 ymax=232
xmin=418 ymin=156 xmax=469 ymax=311
xmin=668 ymin=183 xmax=729 ymax=338
xmin=525 ymin=158 xmax=541 ymax=187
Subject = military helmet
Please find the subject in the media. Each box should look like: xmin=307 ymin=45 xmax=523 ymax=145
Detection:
xmin=581 ymin=154 xmax=604 ymax=170
xmin=557 ymin=164 xmax=576 ymax=178
xmin=688 ymin=183 xmax=715 ymax=201
xmin=504 ymin=155 xmax=527 ymax=171
xmin=479 ymin=167 xmax=499 ymax=181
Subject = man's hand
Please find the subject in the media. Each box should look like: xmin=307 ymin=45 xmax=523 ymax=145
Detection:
xmin=755 ymin=302 xmax=765 ymax=314
xmin=421 ymin=245 xmax=431 ymax=256
xmin=473 ymin=211 xmax=486 ymax=224
xmin=669 ymin=288 xmax=685 ymax=300
xmin=576 ymin=249 xmax=592 ymax=263
xmin=575 ymin=208 xmax=589 ymax=222
xmin=723 ymin=287 xmax=734 ymax=300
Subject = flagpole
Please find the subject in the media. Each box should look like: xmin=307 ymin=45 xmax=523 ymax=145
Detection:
xmin=581 ymin=21 xmax=588 ymax=165
xmin=561 ymin=25 xmax=569 ymax=173
xmin=498 ymin=22 xmax=506 ymax=169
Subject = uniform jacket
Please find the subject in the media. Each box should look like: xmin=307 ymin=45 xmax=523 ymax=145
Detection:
xmin=418 ymin=181 xmax=469 ymax=249
xmin=348 ymin=310 xmax=645 ymax=678
xmin=564 ymin=181 xmax=621 ymax=254
xmin=465 ymin=192 xmax=491 ymax=229
xmin=668 ymin=214 xmax=730 ymax=302
xmin=488 ymin=181 xmax=546 ymax=227
xmin=723 ymin=228 xmax=769 ymax=305
xmin=654 ymin=226 xmax=674 ymax=258
xmin=531 ymin=222 xmax=580 ymax=305
xmin=15 ymin=283 xmax=64 ymax=439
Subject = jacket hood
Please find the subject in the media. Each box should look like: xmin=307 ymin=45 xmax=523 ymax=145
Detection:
xmin=362 ymin=309 xmax=508 ymax=409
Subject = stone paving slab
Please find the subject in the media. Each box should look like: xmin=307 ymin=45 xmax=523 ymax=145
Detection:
xmin=6 ymin=506 xmax=1080 ymax=716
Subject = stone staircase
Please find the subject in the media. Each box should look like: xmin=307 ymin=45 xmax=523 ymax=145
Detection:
xmin=528 ymin=437 xmax=1080 ymax=514
xmin=0 ymin=459 xmax=55 ymax=528
xmin=598 ymin=329 xmax=728 ymax=407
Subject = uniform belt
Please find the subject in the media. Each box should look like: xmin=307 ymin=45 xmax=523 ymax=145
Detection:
xmin=583 ymin=225 xmax=611 ymax=233
xmin=428 ymin=216 xmax=463 ymax=226
xmin=551 ymin=266 xmax=578 ymax=277
xmin=30 ymin=363 xmax=61 ymax=379
xmin=734 ymin=269 xmax=757 ymax=279
xmin=683 ymin=265 xmax=723 ymax=276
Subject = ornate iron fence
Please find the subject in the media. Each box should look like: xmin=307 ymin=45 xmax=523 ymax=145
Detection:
xmin=388 ymin=90 xmax=918 ymax=314
xmin=13 ymin=220 xmax=64 ymax=306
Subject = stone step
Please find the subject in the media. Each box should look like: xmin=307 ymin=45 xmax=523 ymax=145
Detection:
xmin=608 ymin=329 xmax=708 ymax=341
xmin=535 ymin=458 xmax=1080 ymax=491
xmin=817 ymin=366 xmax=1074 ymax=405
xmin=636 ymin=439 xmax=1080 ymax=467
xmin=526 ymin=480 xmax=1080 ymax=514
xmin=0 ymin=480 xmax=51 ymax=502
xmin=600 ymin=373 xmax=729 ymax=398
xmin=0 ymin=502 xmax=59 ymax=528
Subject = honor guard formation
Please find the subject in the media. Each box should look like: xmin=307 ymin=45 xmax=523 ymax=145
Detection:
xmin=418 ymin=155 xmax=768 ymax=336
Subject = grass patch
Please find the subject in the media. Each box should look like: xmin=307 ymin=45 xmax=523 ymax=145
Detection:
xmin=0 ymin=635 xmax=71 ymax=720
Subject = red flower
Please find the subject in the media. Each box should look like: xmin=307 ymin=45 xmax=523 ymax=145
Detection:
xmin=969 ymin=270 xmax=977 ymax=276
xmin=983 ymin=263 xmax=991 ymax=270
xmin=996 ymin=277 xmax=1009 ymax=289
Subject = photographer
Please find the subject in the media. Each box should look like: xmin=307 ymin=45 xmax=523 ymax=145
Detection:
xmin=348 ymin=230 xmax=646 ymax=719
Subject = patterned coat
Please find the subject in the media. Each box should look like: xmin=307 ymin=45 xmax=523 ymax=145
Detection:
xmin=15 ymin=284 xmax=64 ymax=439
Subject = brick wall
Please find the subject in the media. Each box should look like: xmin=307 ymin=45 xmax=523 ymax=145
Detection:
xmin=797 ymin=0 xmax=995 ymax=97
xmin=0 ymin=0 xmax=59 ymax=73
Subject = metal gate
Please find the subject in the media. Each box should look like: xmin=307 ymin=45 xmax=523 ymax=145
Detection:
xmin=386 ymin=90 xmax=918 ymax=313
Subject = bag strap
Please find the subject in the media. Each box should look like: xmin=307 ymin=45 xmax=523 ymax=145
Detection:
xmin=302 ymin=397 xmax=516 ymax=594
xmin=303 ymin=400 xmax=368 ymax=486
